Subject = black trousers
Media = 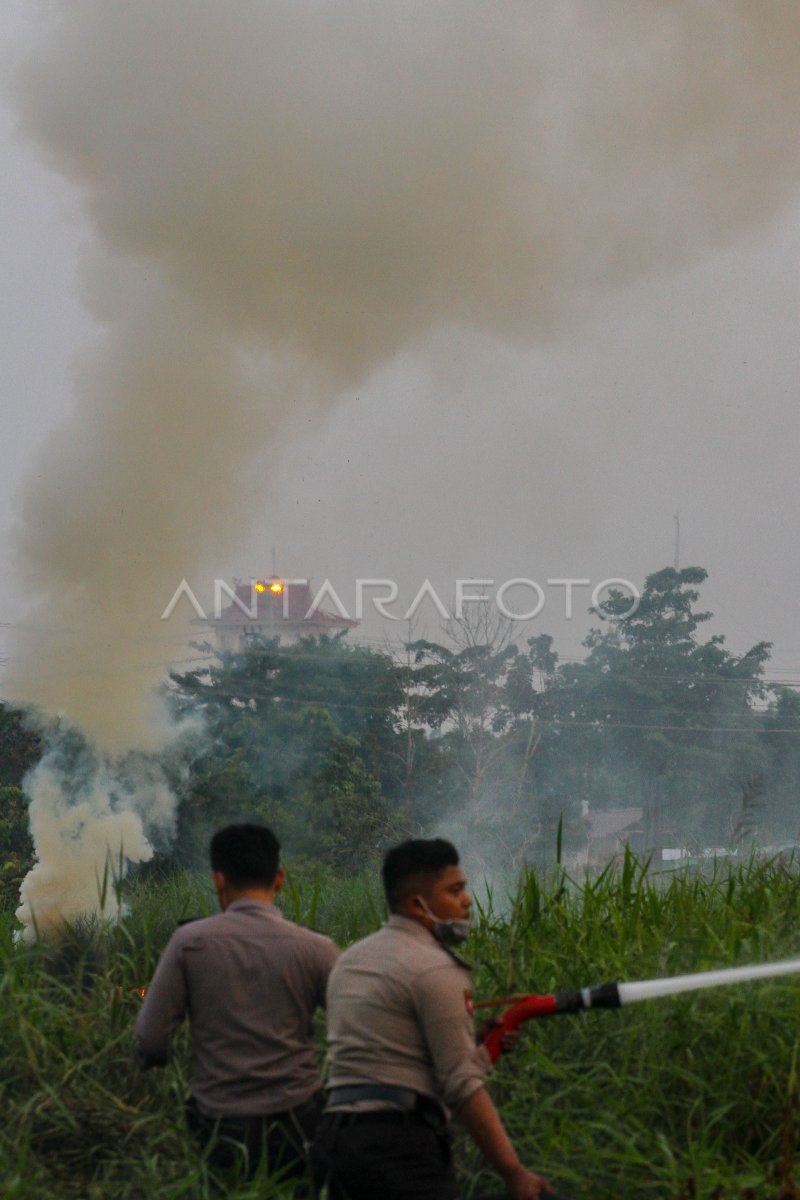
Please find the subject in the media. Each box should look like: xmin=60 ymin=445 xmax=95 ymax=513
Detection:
xmin=311 ymin=1111 xmax=460 ymax=1200
xmin=185 ymin=1089 xmax=324 ymax=1186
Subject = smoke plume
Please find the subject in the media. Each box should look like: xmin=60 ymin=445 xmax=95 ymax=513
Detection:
xmin=16 ymin=742 xmax=176 ymax=940
xmin=4 ymin=1 xmax=800 ymax=931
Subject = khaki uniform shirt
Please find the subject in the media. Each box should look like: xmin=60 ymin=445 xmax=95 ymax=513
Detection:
xmin=134 ymin=899 xmax=339 ymax=1117
xmin=326 ymin=914 xmax=488 ymax=1113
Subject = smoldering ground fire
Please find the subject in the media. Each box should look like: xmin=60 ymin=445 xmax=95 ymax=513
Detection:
xmin=14 ymin=742 xmax=178 ymax=941
xmin=4 ymin=1 xmax=800 ymax=936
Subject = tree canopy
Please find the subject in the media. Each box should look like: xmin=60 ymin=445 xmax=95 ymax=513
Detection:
xmin=2 ymin=565 xmax=799 ymax=889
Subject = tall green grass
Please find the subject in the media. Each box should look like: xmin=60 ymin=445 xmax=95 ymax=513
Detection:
xmin=467 ymin=853 xmax=800 ymax=1199
xmin=2 ymin=855 xmax=800 ymax=1198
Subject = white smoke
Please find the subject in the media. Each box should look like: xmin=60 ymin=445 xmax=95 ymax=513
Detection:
xmin=15 ymin=746 xmax=176 ymax=941
xmin=4 ymin=1 xmax=800 ymax=933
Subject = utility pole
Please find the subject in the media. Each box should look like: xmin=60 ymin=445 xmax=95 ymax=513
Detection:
xmin=673 ymin=511 xmax=680 ymax=571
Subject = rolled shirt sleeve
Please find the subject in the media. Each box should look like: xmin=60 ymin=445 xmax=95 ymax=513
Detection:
xmin=413 ymin=962 xmax=488 ymax=1111
xmin=326 ymin=916 xmax=489 ymax=1115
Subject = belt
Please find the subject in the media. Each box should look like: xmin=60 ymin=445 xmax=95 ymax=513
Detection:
xmin=324 ymin=1085 xmax=448 ymax=1135
xmin=325 ymin=1084 xmax=420 ymax=1110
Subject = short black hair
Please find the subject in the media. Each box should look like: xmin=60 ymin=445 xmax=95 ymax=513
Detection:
xmin=210 ymin=823 xmax=281 ymax=888
xmin=381 ymin=838 xmax=459 ymax=911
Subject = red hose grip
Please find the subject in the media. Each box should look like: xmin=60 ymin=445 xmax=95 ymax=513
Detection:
xmin=482 ymin=994 xmax=559 ymax=1063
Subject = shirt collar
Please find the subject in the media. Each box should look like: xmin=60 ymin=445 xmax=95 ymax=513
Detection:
xmin=386 ymin=912 xmax=434 ymax=939
xmin=225 ymin=898 xmax=284 ymax=919
xmin=385 ymin=912 xmax=471 ymax=969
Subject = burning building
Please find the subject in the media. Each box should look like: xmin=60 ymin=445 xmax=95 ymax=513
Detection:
xmin=208 ymin=577 xmax=358 ymax=652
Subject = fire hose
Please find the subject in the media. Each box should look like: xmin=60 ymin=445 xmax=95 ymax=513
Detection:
xmin=480 ymin=955 xmax=800 ymax=1064
xmin=474 ymin=957 xmax=800 ymax=1199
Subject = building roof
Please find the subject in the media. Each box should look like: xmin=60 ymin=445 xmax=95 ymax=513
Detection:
xmin=586 ymin=807 xmax=643 ymax=841
xmin=214 ymin=579 xmax=358 ymax=633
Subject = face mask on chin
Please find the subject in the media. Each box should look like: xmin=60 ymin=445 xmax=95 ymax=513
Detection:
xmin=416 ymin=896 xmax=471 ymax=947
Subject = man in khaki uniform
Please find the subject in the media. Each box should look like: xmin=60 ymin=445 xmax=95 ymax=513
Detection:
xmin=313 ymin=838 xmax=552 ymax=1200
xmin=135 ymin=823 xmax=338 ymax=1187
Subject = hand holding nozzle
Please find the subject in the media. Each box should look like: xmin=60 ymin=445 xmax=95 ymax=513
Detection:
xmin=480 ymin=954 xmax=800 ymax=1064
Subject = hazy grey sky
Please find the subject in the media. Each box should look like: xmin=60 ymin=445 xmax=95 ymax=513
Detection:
xmin=2 ymin=1 xmax=800 ymax=746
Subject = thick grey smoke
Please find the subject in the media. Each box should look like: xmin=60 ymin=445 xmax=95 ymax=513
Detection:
xmin=4 ymin=1 xmax=800 ymax=928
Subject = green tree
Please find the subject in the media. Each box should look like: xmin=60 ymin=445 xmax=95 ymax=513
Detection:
xmin=0 ymin=704 xmax=41 ymax=910
xmin=408 ymin=616 xmax=561 ymax=870
xmin=287 ymin=732 xmax=401 ymax=872
xmin=168 ymin=635 xmax=407 ymax=869
xmin=409 ymin=634 xmax=520 ymax=821
xmin=0 ymin=702 xmax=42 ymax=787
xmin=0 ymin=785 xmax=34 ymax=910
xmin=761 ymin=687 xmax=800 ymax=845
xmin=553 ymin=567 xmax=770 ymax=849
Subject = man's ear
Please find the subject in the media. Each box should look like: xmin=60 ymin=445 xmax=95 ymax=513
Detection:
xmin=273 ymin=867 xmax=286 ymax=895
xmin=402 ymin=892 xmax=430 ymax=922
xmin=212 ymin=870 xmax=229 ymax=909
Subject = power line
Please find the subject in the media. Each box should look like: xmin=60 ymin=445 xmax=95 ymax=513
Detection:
xmin=165 ymin=682 xmax=800 ymax=735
